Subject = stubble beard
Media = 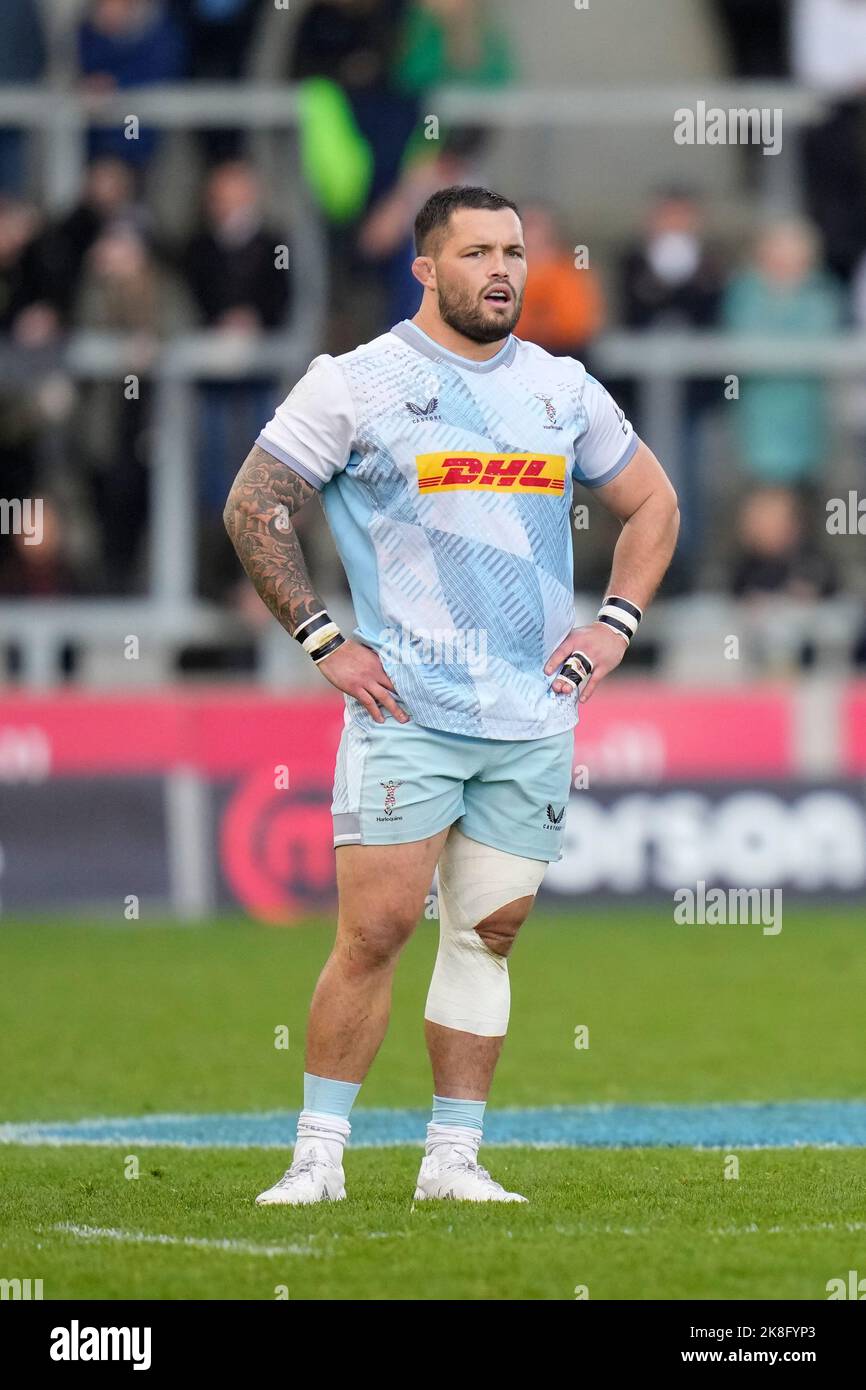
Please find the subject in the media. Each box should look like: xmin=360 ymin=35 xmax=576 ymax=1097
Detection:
xmin=437 ymin=277 xmax=523 ymax=344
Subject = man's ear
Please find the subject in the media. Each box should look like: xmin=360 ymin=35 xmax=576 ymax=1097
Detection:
xmin=411 ymin=255 xmax=435 ymax=289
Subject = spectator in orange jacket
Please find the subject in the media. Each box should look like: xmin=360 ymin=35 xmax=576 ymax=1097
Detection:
xmin=516 ymin=203 xmax=605 ymax=355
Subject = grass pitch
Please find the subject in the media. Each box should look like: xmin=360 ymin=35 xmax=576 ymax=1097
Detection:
xmin=1 ymin=907 xmax=864 ymax=1300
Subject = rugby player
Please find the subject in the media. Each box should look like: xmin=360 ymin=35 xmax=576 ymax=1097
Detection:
xmin=223 ymin=186 xmax=679 ymax=1204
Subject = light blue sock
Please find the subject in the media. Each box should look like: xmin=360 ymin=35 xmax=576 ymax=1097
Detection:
xmin=431 ymin=1094 xmax=486 ymax=1132
xmin=303 ymin=1072 xmax=361 ymax=1119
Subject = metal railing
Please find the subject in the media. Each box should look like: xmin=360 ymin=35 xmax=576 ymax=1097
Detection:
xmin=592 ymin=332 xmax=866 ymax=502
xmin=0 ymin=80 xmax=831 ymax=211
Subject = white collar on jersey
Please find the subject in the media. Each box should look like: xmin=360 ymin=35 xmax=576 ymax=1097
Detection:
xmin=391 ymin=319 xmax=517 ymax=373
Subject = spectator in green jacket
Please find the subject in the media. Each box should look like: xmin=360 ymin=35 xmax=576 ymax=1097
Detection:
xmin=722 ymin=218 xmax=844 ymax=484
xmin=394 ymin=0 xmax=514 ymax=93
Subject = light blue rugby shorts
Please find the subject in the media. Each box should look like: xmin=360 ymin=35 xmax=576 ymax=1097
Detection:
xmin=331 ymin=707 xmax=575 ymax=862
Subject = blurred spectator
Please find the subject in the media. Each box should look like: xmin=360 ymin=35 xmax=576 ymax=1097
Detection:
xmin=292 ymin=0 xmax=406 ymax=88
xmin=357 ymin=125 xmax=489 ymax=326
xmin=71 ymin=226 xmax=191 ymax=592
xmin=77 ymin=0 xmax=187 ymax=168
xmin=394 ymin=0 xmax=514 ymax=91
xmin=0 ymin=491 xmax=81 ymax=672
xmin=182 ymin=161 xmax=291 ymax=593
xmin=851 ymin=246 xmax=866 ymax=324
xmin=711 ymin=0 xmax=789 ymax=77
xmin=36 ymin=158 xmax=150 ymax=327
xmin=0 ymin=200 xmax=59 ymax=600
xmin=0 ymin=500 xmax=79 ymax=599
xmin=728 ymin=488 xmax=837 ymax=668
xmin=393 ymin=0 xmax=515 ymax=182
xmin=622 ymin=189 xmax=722 ymax=331
xmin=516 ymin=203 xmax=605 ymax=357
xmin=792 ymin=0 xmax=866 ymax=282
xmin=0 ymin=198 xmax=42 ymax=331
xmin=730 ymin=487 xmax=837 ymax=600
xmin=792 ymin=0 xmax=866 ymax=94
xmin=0 ymin=197 xmax=60 ymax=347
xmin=172 ymin=0 xmax=261 ymax=78
xmin=621 ymin=190 xmax=725 ymax=588
xmin=723 ymin=218 xmax=843 ymax=485
xmin=292 ymin=0 xmax=417 ymax=210
xmin=167 ymin=0 xmax=265 ymax=162
xmin=76 ymin=224 xmax=186 ymax=336
xmin=183 ymin=160 xmax=290 ymax=330
xmin=839 ymin=241 xmax=866 ymax=486
xmin=0 ymin=0 xmax=47 ymax=195
xmin=0 ymin=381 xmax=41 ymax=508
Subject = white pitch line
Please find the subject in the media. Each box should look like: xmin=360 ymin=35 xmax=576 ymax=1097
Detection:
xmin=552 ymin=1221 xmax=866 ymax=1238
xmin=42 ymin=1219 xmax=866 ymax=1253
xmin=50 ymin=1222 xmax=320 ymax=1259
xmin=708 ymin=1221 xmax=866 ymax=1237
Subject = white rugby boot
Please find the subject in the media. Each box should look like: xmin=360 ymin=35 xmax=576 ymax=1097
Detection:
xmin=256 ymin=1112 xmax=351 ymax=1206
xmin=414 ymin=1126 xmax=528 ymax=1203
xmin=255 ymin=1143 xmax=346 ymax=1206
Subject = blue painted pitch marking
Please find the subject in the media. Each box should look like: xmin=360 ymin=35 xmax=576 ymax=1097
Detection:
xmin=1 ymin=1102 xmax=865 ymax=1148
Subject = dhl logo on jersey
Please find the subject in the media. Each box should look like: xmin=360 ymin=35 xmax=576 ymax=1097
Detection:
xmin=416 ymin=452 xmax=566 ymax=494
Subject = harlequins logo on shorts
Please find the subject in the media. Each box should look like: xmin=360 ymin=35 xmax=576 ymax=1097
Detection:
xmin=544 ymin=803 xmax=565 ymax=830
xmin=378 ymin=779 xmax=405 ymax=822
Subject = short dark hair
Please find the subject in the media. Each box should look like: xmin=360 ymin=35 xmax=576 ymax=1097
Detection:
xmin=413 ymin=185 xmax=521 ymax=257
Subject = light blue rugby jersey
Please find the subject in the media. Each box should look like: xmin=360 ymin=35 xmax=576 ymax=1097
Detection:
xmin=256 ymin=318 xmax=640 ymax=741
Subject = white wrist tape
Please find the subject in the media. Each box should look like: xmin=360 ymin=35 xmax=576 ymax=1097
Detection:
xmin=293 ymin=610 xmax=345 ymax=663
xmin=424 ymin=827 xmax=548 ymax=1038
xmin=597 ymin=595 xmax=642 ymax=644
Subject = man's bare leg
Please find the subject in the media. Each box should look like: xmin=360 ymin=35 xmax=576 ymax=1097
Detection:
xmin=255 ymin=827 xmax=451 ymax=1204
xmin=305 ymin=826 xmax=451 ymax=1081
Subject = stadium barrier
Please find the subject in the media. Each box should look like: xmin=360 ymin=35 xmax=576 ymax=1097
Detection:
xmin=0 ymin=81 xmax=826 ymax=212
xmin=1 ymin=683 xmax=864 ymax=920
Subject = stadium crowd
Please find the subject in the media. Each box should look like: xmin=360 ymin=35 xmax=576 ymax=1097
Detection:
xmin=1 ymin=0 xmax=865 ymax=674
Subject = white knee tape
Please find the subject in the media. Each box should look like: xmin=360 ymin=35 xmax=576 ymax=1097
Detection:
xmin=424 ymin=827 xmax=548 ymax=1037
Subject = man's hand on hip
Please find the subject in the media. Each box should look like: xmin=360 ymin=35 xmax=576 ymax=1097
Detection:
xmin=544 ymin=622 xmax=627 ymax=703
xmin=317 ymin=638 xmax=411 ymax=724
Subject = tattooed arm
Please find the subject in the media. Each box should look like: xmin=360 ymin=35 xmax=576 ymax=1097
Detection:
xmin=223 ymin=445 xmax=409 ymax=723
xmin=223 ymin=444 xmax=323 ymax=635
